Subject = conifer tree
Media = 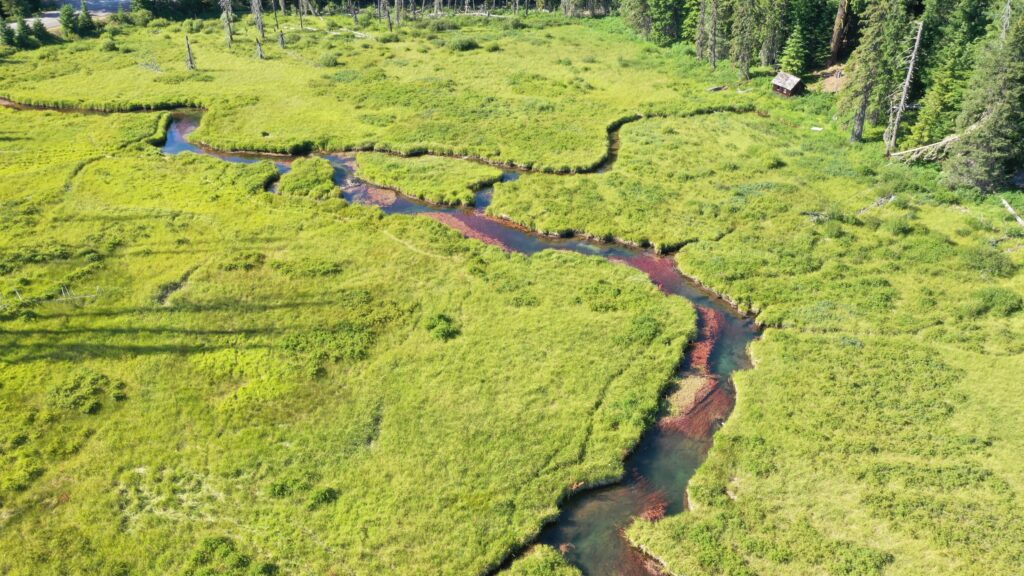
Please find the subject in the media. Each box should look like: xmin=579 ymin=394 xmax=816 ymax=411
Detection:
xmin=76 ymin=0 xmax=95 ymax=36
xmin=909 ymin=0 xmax=992 ymax=147
xmin=620 ymin=0 xmax=652 ymax=39
xmin=907 ymin=38 xmax=973 ymax=146
xmin=649 ymin=0 xmax=682 ymax=46
xmin=944 ymin=8 xmax=1024 ymax=191
xmin=15 ymin=14 xmax=32 ymax=47
xmin=1 ymin=21 xmax=16 ymax=47
xmin=840 ymin=0 xmax=909 ymax=142
xmin=58 ymin=3 xmax=75 ymax=37
xmin=779 ymin=23 xmax=807 ymax=75
xmin=731 ymin=0 xmax=757 ymax=79
xmin=31 ymin=16 xmax=47 ymax=42
xmin=759 ymin=0 xmax=787 ymax=67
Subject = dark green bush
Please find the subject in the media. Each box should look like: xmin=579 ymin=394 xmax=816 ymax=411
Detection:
xmin=221 ymin=252 xmax=265 ymax=271
xmin=426 ymin=313 xmax=460 ymax=341
xmin=883 ymin=216 xmax=914 ymax=236
xmin=963 ymin=287 xmax=1023 ymax=318
xmin=307 ymin=486 xmax=339 ymax=509
xmin=427 ymin=18 xmax=459 ymax=32
xmin=449 ymin=37 xmax=479 ymax=52
xmin=48 ymin=372 xmax=125 ymax=414
xmin=318 ymin=52 xmax=338 ymax=67
xmin=963 ymin=246 xmax=1017 ymax=278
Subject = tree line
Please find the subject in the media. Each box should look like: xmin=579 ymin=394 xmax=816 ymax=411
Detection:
xmin=2 ymin=0 xmax=1020 ymax=191
xmin=619 ymin=0 xmax=1023 ymax=192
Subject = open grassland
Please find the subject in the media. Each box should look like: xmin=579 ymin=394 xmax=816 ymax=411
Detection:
xmin=0 ymin=106 xmax=694 ymax=574
xmin=487 ymin=102 xmax=1024 ymax=573
xmin=1 ymin=12 xmax=1024 ymax=576
xmin=355 ymin=151 xmax=504 ymax=206
xmin=0 ymin=14 xmax=744 ymax=171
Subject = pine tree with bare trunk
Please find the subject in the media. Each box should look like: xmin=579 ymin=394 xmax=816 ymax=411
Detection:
xmin=732 ymin=0 xmax=756 ymax=80
xmin=759 ymin=0 xmax=787 ymax=68
xmin=829 ymin=0 xmax=850 ymax=65
xmin=696 ymin=0 xmax=707 ymax=60
xmin=840 ymin=0 xmax=909 ymax=142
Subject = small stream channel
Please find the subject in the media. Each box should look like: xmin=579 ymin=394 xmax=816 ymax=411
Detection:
xmin=162 ymin=111 xmax=759 ymax=575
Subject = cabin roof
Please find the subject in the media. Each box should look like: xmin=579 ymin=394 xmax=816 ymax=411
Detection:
xmin=773 ymin=71 xmax=803 ymax=91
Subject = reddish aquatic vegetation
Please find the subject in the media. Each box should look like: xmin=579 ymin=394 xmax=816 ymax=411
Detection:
xmin=352 ymin=184 xmax=399 ymax=207
xmin=638 ymin=491 xmax=669 ymax=521
xmin=689 ymin=306 xmax=724 ymax=374
xmin=427 ymin=212 xmax=515 ymax=252
xmin=611 ymin=253 xmax=682 ymax=295
xmin=659 ymin=376 xmax=734 ymax=438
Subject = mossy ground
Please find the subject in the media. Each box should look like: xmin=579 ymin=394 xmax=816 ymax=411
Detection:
xmin=0 ymin=105 xmax=693 ymax=574
xmin=355 ymin=151 xmax=503 ymax=205
xmin=1 ymin=11 xmax=1023 ymax=576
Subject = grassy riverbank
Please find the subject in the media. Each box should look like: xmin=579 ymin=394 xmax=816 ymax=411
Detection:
xmin=0 ymin=105 xmax=693 ymax=574
xmin=1 ymin=11 xmax=1022 ymax=576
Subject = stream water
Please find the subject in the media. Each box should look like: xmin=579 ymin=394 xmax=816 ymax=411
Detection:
xmin=162 ymin=111 xmax=758 ymax=575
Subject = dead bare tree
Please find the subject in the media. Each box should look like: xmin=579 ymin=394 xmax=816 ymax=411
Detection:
xmin=220 ymin=0 xmax=234 ymax=47
xmin=251 ymin=0 xmax=265 ymax=40
xmin=272 ymin=0 xmax=286 ymax=46
xmin=256 ymin=37 xmax=265 ymax=58
xmin=709 ymin=0 xmax=719 ymax=70
xmin=885 ymin=20 xmax=924 ymax=155
xmin=1001 ymin=0 xmax=1013 ymax=41
xmin=185 ymin=35 xmax=196 ymax=70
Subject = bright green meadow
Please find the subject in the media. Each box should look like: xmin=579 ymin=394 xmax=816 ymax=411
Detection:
xmin=1 ymin=11 xmax=1023 ymax=576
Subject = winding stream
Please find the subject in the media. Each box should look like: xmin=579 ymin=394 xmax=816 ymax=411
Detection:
xmin=159 ymin=111 xmax=760 ymax=575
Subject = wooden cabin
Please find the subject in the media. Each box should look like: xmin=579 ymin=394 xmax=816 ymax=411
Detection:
xmin=772 ymin=72 xmax=804 ymax=97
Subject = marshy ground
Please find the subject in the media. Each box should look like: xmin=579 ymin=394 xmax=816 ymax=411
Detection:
xmin=1 ymin=12 xmax=1023 ymax=576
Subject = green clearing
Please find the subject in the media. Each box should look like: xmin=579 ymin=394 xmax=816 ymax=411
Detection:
xmin=0 ymin=15 xmax=742 ymax=171
xmin=355 ymin=151 xmax=504 ymax=205
xmin=0 ymin=105 xmax=693 ymax=574
xmin=1 ymin=10 xmax=1023 ymax=576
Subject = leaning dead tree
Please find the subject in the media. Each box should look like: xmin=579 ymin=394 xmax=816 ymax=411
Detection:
xmin=220 ymin=0 xmax=234 ymax=47
xmin=251 ymin=0 xmax=265 ymax=40
xmin=1003 ymin=198 xmax=1024 ymax=228
xmin=255 ymin=37 xmax=265 ymax=59
xmin=885 ymin=20 xmax=924 ymax=156
xmin=185 ymin=35 xmax=197 ymax=70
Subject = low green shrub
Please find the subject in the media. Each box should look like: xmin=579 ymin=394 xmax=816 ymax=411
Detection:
xmin=449 ymin=37 xmax=479 ymax=51
xmin=426 ymin=313 xmax=460 ymax=341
